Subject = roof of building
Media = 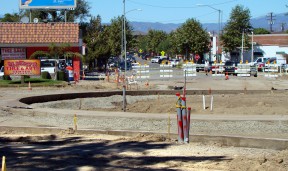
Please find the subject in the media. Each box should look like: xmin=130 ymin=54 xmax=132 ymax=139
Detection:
xmin=0 ymin=22 xmax=79 ymax=44
xmin=251 ymin=34 xmax=288 ymax=47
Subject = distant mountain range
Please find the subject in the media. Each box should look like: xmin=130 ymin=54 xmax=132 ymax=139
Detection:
xmin=1 ymin=13 xmax=286 ymax=34
xmin=131 ymin=13 xmax=288 ymax=34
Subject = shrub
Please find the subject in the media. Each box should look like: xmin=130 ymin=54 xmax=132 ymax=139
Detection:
xmin=41 ymin=71 xmax=51 ymax=79
xmin=2 ymin=75 xmax=12 ymax=80
xmin=24 ymin=75 xmax=30 ymax=79
xmin=57 ymin=71 xmax=67 ymax=81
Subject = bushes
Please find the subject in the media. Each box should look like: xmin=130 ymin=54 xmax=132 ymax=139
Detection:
xmin=41 ymin=71 xmax=52 ymax=79
xmin=2 ymin=75 xmax=12 ymax=80
xmin=57 ymin=71 xmax=67 ymax=81
xmin=41 ymin=71 xmax=68 ymax=81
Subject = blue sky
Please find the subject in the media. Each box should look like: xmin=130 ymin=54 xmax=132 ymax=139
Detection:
xmin=0 ymin=0 xmax=287 ymax=24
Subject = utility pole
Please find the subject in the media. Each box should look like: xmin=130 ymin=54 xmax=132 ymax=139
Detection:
xmin=281 ymin=23 xmax=286 ymax=32
xmin=266 ymin=12 xmax=276 ymax=32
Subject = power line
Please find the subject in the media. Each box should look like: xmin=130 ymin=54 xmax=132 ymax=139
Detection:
xmin=266 ymin=12 xmax=276 ymax=32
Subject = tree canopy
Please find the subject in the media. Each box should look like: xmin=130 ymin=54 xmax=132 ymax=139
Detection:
xmin=0 ymin=13 xmax=21 ymax=22
xmin=174 ymin=18 xmax=210 ymax=58
xmin=220 ymin=5 xmax=252 ymax=53
xmin=253 ymin=28 xmax=270 ymax=34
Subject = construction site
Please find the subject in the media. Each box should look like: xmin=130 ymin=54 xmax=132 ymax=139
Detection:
xmin=0 ymin=75 xmax=288 ymax=170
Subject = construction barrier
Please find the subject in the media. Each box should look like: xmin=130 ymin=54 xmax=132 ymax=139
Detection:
xmin=236 ymin=64 xmax=251 ymax=77
xmin=264 ymin=64 xmax=279 ymax=78
xmin=212 ymin=63 xmax=224 ymax=76
xmin=133 ymin=64 xmax=150 ymax=79
xmin=183 ymin=62 xmax=197 ymax=77
xmin=160 ymin=64 xmax=173 ymax=78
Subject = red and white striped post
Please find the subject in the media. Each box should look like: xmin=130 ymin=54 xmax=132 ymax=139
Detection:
xmin=175 ymin=93 xmax=183 ymax=143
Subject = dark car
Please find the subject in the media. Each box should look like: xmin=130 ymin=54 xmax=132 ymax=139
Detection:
xmin=224 ymin=61 xmax=238 ymax=75
xmin=119 ymin=61 xmax=132 ymax=71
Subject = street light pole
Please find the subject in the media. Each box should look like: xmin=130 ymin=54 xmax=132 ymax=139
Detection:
xmin=241 ymin=30 xmax=244 ymax=62
xmin=123 ymin=0 xmax=127 ymax=112
xmin=122 ymin=0 xmax=141 ymax=112
xmin=196 ymin=4 xmax=221 ymax=61
xmin=251 ymin=31 xmax=254 ymax=62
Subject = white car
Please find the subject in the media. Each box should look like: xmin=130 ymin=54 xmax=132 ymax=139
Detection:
xmin=0 ymin=66 xmax=4 ymax=77
xmin=169 ymin=59 xmax=180 ymax=67
xmin=151 ymin=56 xmax=160 ymax=63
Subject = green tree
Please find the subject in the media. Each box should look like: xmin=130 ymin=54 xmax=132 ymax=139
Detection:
xmin=174 ymin=18 xmax=210 ymax=59
xmin=0 ymin=13 xmax=21 ymax=22
xmin=107 ymin=16 xmax=133 ymax=56
xmin=84 ymin=15 xmax=106 ymax=69
xmin=220 ymin=5 xmax=252 ymax=53
xmin=253 ymin=28 xmax=270 ymax=34
xmin=146 ymin=30 xmax=167 ymax=55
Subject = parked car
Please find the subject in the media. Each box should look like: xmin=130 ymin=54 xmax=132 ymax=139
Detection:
xmin=40 ymin=59 xmax=57 ymax=74
xmin=0 ymin=66 xmax=4 ymax=77
xmin=119 ymin=61 xmax=132 ymax=71
xmin=169 ymin=59 xmax=180 ymax=67
xmin=224 ymin=61 xmax=238 ymax=75
xmin=158 ymin=56 xmax=168 ymax=64
xmin=251 ymin=57 xmax=270 ymax=66
xmin=282 ymin=64 xmax=288 ymax=73
xmin=142 ymin=54 xmax=150 ymax=60
xmin=151 ymin=56 xmax=161 ymax=63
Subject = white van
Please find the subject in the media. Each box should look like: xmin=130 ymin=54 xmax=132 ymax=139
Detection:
xmin=40 ymin=59 xmax=67 ymax=74
xmin=0 ymin=66 xmax=4 ymax=77
xmin=41 ymin=59 xmax=57 ymax=74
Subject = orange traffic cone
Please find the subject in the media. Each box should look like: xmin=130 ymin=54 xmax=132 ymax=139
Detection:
xmin=28 ymin=81 xmax=32 ymax=90
xmin=225 ymin=72 xmax=229 ymax=80
xmin=145 ymin=80 xmax=149 ymax=87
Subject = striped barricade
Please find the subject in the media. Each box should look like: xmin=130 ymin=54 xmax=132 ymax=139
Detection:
xmin=212 ymin=63 xmax=224 ymax=76
xmin=264 ymin=64 xmax=278 ymax=78
xmin=236 ymin=64 xmax=251 ymax=77
xmin=160 ymin=64 xmax=173 ymax=78
xmin=134 ymin=64 xmax=150 ymax=79
xmin=183 ymin=63 xmax=197 ymax=77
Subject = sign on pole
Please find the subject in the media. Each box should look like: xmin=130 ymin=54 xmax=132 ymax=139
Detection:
xmin=4 ymin=59 xmax=41 ymax=76
xmin=19 ymin=0 xmax=77 ymax=9
xmin=195 ymin=54 xmax=200 ymax=61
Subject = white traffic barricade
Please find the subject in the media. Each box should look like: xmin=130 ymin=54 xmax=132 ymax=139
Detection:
xmin=183 ymin=62 xmax=197 ymax=77
xmin=264 ymin=64 xmax=278 ymax=78
xmin=134 ymin=64 xmax=150 ymax=79
xmin=212 ymin=63 xmax=224 ymax=76
xmin=160 ymin=64 xmax=173 ymax=78
xmin=236 ymin=64 xmax=251 ymax=77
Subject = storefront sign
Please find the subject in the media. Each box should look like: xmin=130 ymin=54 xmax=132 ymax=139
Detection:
xmin=1 ymin=48 xmax=26 ymax=60
xmin=4 ymin=60 xmax=41 ymax=76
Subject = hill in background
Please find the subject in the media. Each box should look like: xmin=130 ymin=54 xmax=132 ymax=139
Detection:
xmin=131 ymin=13 xmax=288 ymax=34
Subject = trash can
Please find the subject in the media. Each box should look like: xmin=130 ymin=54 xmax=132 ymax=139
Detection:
xmin=66 ymin=66 xmax=74 ymax=82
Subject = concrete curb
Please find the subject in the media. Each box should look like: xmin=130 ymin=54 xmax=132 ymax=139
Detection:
xmin=1 ymin=126 xmax=287 ymax=150
xmin=18 ymin=90 xmax=283 ymax=105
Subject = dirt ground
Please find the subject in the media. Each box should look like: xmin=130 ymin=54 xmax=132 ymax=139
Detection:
xmin=1 ymin=75 xmax=288 ymax=170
